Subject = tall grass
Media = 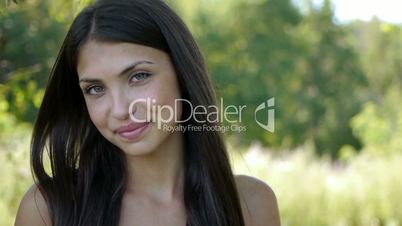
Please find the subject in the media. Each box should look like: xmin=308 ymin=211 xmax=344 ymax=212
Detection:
xmin=0 ymin=124 xmax=31 ymax=226
xmin=229 ymin=142 xmax=402 ymax=226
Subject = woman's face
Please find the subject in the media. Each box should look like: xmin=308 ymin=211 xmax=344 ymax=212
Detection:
xmin=77 ymin=40 xmax=182 ymax=156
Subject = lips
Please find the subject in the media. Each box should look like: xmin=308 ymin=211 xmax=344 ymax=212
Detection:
xmin=115 ymin=122 xmax=150 ymax=140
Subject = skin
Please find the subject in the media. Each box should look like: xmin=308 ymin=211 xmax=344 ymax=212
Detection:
xmin=14 ymin=41 xmax=281 ymax=226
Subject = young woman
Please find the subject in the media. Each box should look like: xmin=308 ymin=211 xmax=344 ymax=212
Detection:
xmin=15 ymin=0 xmax=280 ymax=225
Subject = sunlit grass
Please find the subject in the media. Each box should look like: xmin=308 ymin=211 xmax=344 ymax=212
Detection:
xmin=229 ymin=142 xmax=402 ymax=226
xmin=0 ymin=125 xmax=31 ymax=226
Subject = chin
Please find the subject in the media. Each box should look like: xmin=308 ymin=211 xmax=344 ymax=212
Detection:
xmin=119 ymin=142 xmax=156 ymax=157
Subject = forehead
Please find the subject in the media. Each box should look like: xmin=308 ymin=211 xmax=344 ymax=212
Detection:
xmin=77 ymin=40 xmax=169 ymax=78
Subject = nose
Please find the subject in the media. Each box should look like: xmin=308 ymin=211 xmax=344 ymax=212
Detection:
xmin=110 ymin=90 xmax=131 ymax=120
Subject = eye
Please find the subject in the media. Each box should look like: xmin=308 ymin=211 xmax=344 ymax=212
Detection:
xmin=84 ymin=85 xmax=105 ymax=95
xmin=129 ymin=72 xmax=152 ymax=83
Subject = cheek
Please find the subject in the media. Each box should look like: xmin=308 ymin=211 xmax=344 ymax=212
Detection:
xmin=154 ymin=80 xmax=182 ymax=120
xmin=86 ymin=100 xmax=108 ymax=128
xmin=133 ymin=83 xmax=181 ymax=124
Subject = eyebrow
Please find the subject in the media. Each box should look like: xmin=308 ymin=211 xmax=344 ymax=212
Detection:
xmin=78 ymin=60 xmax=154 ymax=84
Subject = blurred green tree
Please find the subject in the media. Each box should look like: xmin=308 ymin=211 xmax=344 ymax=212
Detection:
xmin=291 ymin=0 xmax=367 ymax=157
xmin=348 ymin=19 xmax=402 ymax=156
xmin=0 ymin=0 xmax=92 ymax=123
xmin=193 ymin=0 xmax=367 ymax=157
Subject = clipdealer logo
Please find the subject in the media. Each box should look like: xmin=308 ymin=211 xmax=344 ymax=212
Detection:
xmin=255 ymin=97 xmax=275 ymax=132
xmin=128 ymin=98 xmax=275 ymax=133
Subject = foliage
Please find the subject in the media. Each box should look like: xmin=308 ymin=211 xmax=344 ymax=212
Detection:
xmin=348 ymin=19 xmax=402 ymax=157
xmin=351 ymin=86 xmax=402 ymax=156
xmin=190 ymin=0 xmax=367 ymax=157
xmin=0 ymin=0 xmax=94 ymax=123
xmin=0 ymin=1 xmax=66 ymax=122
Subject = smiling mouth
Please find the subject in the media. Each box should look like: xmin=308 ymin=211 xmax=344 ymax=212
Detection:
xmin=116 ymin=122 xmax=150 ymax=141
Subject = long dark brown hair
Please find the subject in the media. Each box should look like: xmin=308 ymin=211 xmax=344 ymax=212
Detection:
xmin=31 ymin=0 xmax=245 ymax=225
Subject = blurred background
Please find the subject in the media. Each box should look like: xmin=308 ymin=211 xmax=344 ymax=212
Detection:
xmin=0 ymin=0 xmax=401 ymax=225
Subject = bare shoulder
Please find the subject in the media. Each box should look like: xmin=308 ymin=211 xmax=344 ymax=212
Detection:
xmin=14 ymin=184 xmax=51 ymax=226
xmin=235 ymin=174 xmax=281 ymax=226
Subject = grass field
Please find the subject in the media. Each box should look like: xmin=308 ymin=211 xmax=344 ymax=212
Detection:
xmin=229 ymin=142 xmax=402 ymax=226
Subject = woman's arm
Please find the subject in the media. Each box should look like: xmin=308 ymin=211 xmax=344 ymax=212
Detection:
xmin=14 ymin=184 xmax=51 ymax=226
xmin=235 ymin=175 xmax=281 ymax=226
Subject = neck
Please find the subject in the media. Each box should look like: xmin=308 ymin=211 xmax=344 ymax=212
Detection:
xmin=124 ymin=131 xmax=185 ymax=203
